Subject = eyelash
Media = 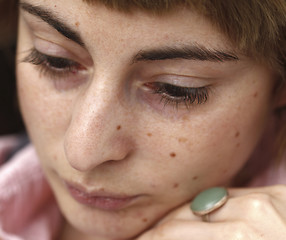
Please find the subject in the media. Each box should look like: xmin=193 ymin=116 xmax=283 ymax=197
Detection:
xmin=22 ymin=48 xmax=83 ymax=79
xmin=145 ymin=82 xmax=209 ymax=108
xmin=23 ymin=48 xmax=209 ymax=108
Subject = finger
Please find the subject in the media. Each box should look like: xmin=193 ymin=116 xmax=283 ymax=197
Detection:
xmin=138 ymin=220 xmax=255 ymax=240
xmin=208 ymin=191 xmax=284 ymax=224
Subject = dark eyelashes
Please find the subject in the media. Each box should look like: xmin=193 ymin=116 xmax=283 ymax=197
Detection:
xmin=23 ymin=48 xmax=46 ymax=65
xmin=157 ymin=83 xmax=208 ymax=104
xmin=148 ymin=82 xmax=209 ymax=108
xmin=23 ymin=48 xmax=74 ymax=67
xmin=22 ymin=48 xmax=81 ymax=78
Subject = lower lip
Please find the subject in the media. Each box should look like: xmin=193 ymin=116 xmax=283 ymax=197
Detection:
xmin=66 ymin=184 xmax=138 ymax=211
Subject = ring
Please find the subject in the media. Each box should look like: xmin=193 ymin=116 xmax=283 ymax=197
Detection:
xmin=190 ymin=187 xmax=228 ymax=222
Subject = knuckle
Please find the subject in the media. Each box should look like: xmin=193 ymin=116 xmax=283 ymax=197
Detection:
xmin=240 ymin=192 xmax=279 ymax=220
xmin=243 ymin=192 xmax=272 ymax=211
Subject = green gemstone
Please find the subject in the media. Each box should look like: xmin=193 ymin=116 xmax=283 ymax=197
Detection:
xmin=190 ymin=187 xmax=228 ymax=214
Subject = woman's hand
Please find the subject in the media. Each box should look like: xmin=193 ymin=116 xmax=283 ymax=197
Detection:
xmin=137 ymin=185 xmax=286 ymax=239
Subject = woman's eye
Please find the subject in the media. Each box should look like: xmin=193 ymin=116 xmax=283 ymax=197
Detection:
xmin=144 ymin=82 xmax=209 ymax=108
xmin=23 ymin=48 xmax=86 ymax=80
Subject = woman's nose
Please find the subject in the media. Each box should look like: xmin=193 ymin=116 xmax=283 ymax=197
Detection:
xmin=64 ymin=81 xmax=133 ymax=172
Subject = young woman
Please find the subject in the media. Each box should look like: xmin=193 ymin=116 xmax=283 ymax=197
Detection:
xmin=1 ymin=0 xmax=286 ymax=239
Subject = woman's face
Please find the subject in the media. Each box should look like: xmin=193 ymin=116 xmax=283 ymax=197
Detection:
xmin=17 ymin=0 xmax=276 ymax=239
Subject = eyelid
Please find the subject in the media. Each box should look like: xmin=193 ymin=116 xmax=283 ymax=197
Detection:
xmin=31 ymin=36 xmax=93 ymax=67
xmin=150 ymin=74 xmax=211 ymax=88
xmin=33 ymin=39 xmax=71 ymax=58
xmin=22 ymin=47 xmax=90 ymax=91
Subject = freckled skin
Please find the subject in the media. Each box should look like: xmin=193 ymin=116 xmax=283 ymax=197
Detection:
xmin=17 ymin=1 xmax=278 ymax=240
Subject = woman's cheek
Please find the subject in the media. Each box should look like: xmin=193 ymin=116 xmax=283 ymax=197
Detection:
xmin=173 ymin=103 xmax=262 ymax=184
xmin=17 ymin=64 xmax=72 ymax=146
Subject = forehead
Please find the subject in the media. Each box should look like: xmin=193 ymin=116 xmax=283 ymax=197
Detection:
xmin=20 ymin=0 xmax=234 ymax=52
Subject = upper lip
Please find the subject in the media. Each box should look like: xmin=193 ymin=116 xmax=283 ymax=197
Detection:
xmin=63 ymin=180 xmax=136 ymax=199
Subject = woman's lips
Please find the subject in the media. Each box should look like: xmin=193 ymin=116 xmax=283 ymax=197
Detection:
xmin=65 ymin=181 xmax=140 ymax=210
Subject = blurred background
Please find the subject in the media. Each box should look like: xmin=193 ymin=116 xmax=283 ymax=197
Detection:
xmin=0 ymin=0 xmax=24 ymax=135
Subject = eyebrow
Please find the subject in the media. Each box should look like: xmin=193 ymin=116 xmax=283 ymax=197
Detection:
xmin=132 ymin=45 xmax=239 ymax=63
xmin=20 ymin=2 xmax=85 ymax=47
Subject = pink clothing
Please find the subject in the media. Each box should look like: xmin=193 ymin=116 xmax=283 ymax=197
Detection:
xmin=0 ymin=138 xmax=62 ymax=240
xmin=0 ymin=135 xmax=285 ymax=240
xmin=248 ymin=159 xmax=286 ymax=186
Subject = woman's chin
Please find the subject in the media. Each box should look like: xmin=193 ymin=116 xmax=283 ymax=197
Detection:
xmin=57 ymin=195 xmax=162 ymax=240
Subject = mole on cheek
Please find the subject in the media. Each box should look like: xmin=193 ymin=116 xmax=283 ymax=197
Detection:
xmin=170 ymin=152 xmax=176 ymax=158
xmin=117 ymin=125 xmax=121 ymax=130
xmin=253 ymin=92 xmax=258 ymax=98
xmin=235 ymin=131 xmax=240 ymax=138
xmin=173 ymin=183 xmax=179 ymax=188
xmin=142 ymin=218 xmax=148 ymax=223
xmin=147 ymin=133 xmax=152 ymax=137
xmin=192 ymin=176 xmax=198 ymax=180
xmin=75 ymin=21 xmax=80 ymax=27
